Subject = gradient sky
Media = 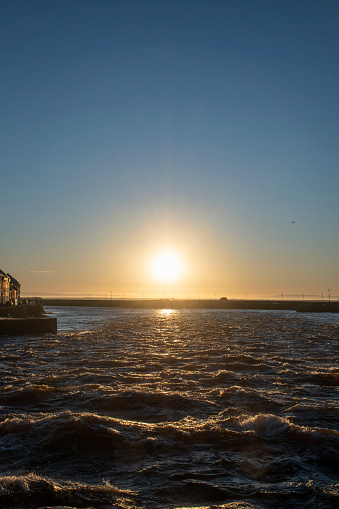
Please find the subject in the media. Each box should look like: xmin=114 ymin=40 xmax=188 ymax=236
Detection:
xmin=1 ymin=0 xmax=338 ymax=299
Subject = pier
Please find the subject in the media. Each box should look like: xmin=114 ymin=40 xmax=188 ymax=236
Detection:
xmin=0 ymin=316 xmax=57 ymax=335
xmin=42 ymin=298 xmax=339 ymax=313
xmin=0 ymin=300 xmax=57 ymax=334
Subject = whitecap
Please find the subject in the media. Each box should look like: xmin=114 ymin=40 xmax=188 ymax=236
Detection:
xmin=240 ymin=413 xmax=291 ymax=437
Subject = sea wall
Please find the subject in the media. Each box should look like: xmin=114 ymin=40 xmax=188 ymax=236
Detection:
xmin=0 ymin=301 xmax=58 ymax=334
xmin=42 ymin=298 xmax=297 ymax=310
xmin=0 ymin=302 xmax=44 ymax=318
xmin=41 ymin=298 xmax=339 ymax=313
xmin=0 ymin=317 xmax=57 ymax=335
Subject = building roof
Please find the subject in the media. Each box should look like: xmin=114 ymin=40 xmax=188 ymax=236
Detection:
xmin=0 ymin=270 xmax=20 ymax=286
xmin=7 ymin=274 xmax=20 ymax=287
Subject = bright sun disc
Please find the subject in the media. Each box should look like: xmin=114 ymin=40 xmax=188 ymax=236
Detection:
xmin=151 ymin=252 xmax=184 ymax=283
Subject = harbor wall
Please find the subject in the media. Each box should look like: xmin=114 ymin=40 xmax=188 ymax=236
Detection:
xmin=0 ymin=317 xmax=57 ymax=335
xmin=0 ymin=301 xmax=57 ymax=334
xmin=42 ymin=298 xmax=338 ymax=312
xmin=0 ymin=302 xmax=44 ymax=318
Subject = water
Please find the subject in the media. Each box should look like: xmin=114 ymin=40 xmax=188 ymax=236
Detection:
xmin=0 ymin=306 xmax=338 ymax=509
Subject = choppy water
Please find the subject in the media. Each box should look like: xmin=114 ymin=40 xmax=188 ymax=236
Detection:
xmin=0 ymin=306 xmax=338 ymax=509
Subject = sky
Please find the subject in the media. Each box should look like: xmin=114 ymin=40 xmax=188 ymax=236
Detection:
xmin=1 ymin=0 xmax=339 ymax=300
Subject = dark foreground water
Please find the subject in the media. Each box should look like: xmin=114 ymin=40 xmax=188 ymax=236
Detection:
xmin=0 ymin=307 xmax=338 ymax=509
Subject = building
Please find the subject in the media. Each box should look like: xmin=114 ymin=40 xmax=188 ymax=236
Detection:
xmin=0 ymin=270 xmax=10 ymax=304
xmin=7 ymin=274 xmax=21 ymax=302
xmin=0 ymin=270 xmax=21 ymax=304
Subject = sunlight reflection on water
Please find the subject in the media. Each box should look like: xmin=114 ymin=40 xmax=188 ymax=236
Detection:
xmin=158 ymin=308 xmax=176 ymax=317
xmin=1 ymin=306 xmax=337 ymax=508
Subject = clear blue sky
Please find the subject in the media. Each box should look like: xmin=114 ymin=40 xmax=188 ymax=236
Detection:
xmin=1 ymin=0 xmax=338 ymax=299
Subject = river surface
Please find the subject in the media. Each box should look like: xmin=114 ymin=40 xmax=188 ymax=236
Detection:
xmin=0 ymin=306 xmax=338 ymax=509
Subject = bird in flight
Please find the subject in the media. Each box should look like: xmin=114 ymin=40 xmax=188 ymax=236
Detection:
xmin=291 ymin=221 xmax=296 ymax=223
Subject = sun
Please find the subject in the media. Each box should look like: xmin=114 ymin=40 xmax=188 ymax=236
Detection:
xmin=150 ymin=251 xmax=184 ymax=283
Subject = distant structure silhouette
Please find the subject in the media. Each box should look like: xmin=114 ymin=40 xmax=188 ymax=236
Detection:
xmin=0 ymin=270 xmax=21 ymax=304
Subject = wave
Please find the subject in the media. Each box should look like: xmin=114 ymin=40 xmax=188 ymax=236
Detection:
xmin=1 ymin=308 xmax=339 ymax=508
xmin=305 ymin=371 xmax=339 ymax=386
xmin=92 ymin=389 xmax=215 ymax=421
xmin=1 ymin=410 xmax=338 ymax=507
xmin=240 ymin=413 xmax=291 ymax=437
xmin=0 ymin=473 xmax=135 ymax=509
xmin=238 ymin=413 xmax=339 ymax=443
xmin=171 ymin=503 xmax=260 ymax=509
xmin=0 ymin=384 xmax=60 ymax=405
xmin=2 ymin=409 xmax=338 ymax=451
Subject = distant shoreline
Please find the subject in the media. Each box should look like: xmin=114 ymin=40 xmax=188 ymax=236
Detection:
xmin=42 ymin=298 xmax=339 ymax=313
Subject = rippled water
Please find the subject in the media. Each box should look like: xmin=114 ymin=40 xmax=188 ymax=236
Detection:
xmin=0 ymin=306 xmax=338 ymax=509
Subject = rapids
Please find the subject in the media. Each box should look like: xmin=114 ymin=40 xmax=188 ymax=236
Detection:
xmin=0 ymin=307 xmax=338 ymax=508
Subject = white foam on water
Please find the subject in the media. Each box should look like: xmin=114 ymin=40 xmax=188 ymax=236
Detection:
xmin=240 ymin=413 xmax=291 ymax=437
